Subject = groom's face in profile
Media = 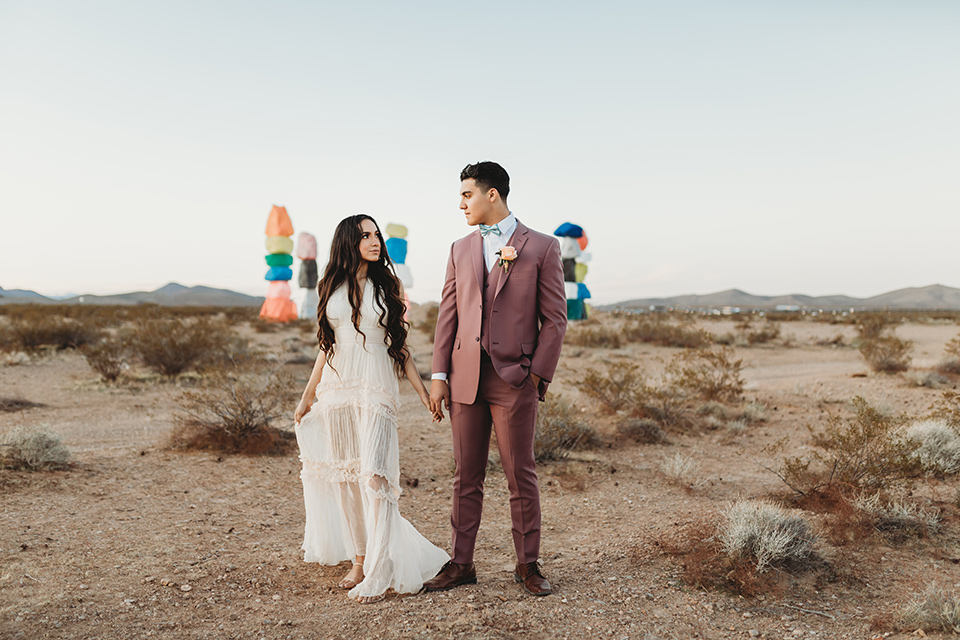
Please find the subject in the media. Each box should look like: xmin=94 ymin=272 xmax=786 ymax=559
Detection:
xmin=460 ymin=178 xmax=497 ymax=227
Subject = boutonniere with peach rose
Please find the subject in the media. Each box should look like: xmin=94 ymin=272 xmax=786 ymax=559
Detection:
xmin=496 ymin=246 xmax=517 ymax=273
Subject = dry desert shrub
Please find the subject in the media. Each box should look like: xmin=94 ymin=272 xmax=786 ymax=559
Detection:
xmin=930 ymin=391 xmax=960 ymax=427
xmin=0 ymin=396 xmax=43 ymax=412
xmin=853 ymin=492 xmax=941 ymax=535
xmin=622 ymin=313 xmax=711 ymax=348
xmin=937 ymin=333 xmax=960 ymax=375
xmin=904 ymin=419 xmax=960 ymax=475
xmin=860 ymin=335 xmax=913 ymax=373
xmin=1 ymin=425 xmax=71 ymax=471
xmin=534 ymin=395 xmax=599 ymax=462
xmin=718 ymin=499 xmax=817 ymax=572
xmin=659 ymin=452 xmax=702 ymax=487
xmin=734 ymin=316 xmax=781 ymax=346
xmin=575 ymin=361 xmax=642 ymax=413
xmin=903 ymin=370 xmax=950 ymax=389
xmin=739 ymin=401 xmax=767 ymax=423
xmin=616 ymin=417 xmax=668 ymax=444
xmin=665 ymin=346 xmax=744 ymax=403
xmin=768 ymin=397 xmax=921 ymax=498
xmin=1 ymin=316 xmax=102 ymax=353
xmin=563 ymin=323 xmax=624 ymax=348
xmin=902 ymin=585 xmax=960 ymax=634
xmin=575 ymin=349 xmax=746 ymax=431
xmin=652 ymin=517 xmax=776 ymax=597
xmin=856 ymin=314 xmax=912 ymax=373
xmin=417 ymin=303 xmax=439 ymax=340
xmin=81 ymin=336 xmax=129 ymax=382
xmin=126 ymin=317 xmax=250 ymax=377
xmin=171 ymin=368 xmax=297 ymax=455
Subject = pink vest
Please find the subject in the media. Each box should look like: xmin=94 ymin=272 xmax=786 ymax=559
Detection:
xmin=480 ymin=261 xmax=502 ymax=355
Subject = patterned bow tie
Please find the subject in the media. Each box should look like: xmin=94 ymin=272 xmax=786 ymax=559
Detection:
xmin=479 ymin=224 xmax=502 ymax=237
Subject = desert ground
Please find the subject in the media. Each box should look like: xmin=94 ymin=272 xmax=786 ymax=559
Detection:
xmin=2 ymin=308 xmax=960 ymax=640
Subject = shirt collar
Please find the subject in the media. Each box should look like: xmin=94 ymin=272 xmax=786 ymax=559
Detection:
xmin=495 ymin=212 xmax=517 ymax=240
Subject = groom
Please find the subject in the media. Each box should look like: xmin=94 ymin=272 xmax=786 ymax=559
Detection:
xmin=425 ymin=161 xmax=567 ymax=596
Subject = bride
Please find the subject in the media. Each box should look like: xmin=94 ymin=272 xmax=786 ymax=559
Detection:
xmin=294 ymin=214 xmax=449 ymax=603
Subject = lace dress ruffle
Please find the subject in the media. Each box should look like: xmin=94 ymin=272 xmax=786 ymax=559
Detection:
xmin=294 ymin=282 xmax=448 ymax=598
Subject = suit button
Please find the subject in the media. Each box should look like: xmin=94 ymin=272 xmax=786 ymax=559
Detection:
xmin=475 ymin=337 xmax=480 ymax=342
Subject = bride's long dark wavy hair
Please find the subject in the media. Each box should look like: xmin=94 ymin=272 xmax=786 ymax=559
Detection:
xmin=316 ymin=214 xmax=409 ymax=377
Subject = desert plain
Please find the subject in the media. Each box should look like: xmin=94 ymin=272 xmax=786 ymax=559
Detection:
xmin=2 ymin=307 xmax=960 ymax=640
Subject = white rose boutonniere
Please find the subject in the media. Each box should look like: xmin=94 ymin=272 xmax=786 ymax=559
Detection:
xmin=496 ymin=246 xmax=517 ymax=273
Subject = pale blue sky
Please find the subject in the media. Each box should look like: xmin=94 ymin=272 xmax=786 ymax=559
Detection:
xmin=1 ymin=1 xmax=958 ymax=304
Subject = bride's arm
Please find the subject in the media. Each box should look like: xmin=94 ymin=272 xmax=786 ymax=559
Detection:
xmin=402 ymin=347 xmax=439 ymax=421
xmin=294 ymin=350 xmax=327 ymax=424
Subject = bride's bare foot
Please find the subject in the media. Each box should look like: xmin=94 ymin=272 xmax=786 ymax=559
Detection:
xmin=356 ymin=593 xmax=386 ymax=604
xmin=338 ymin=563 xmax=364 ymax=589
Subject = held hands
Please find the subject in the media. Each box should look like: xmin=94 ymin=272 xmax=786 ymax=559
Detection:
xmin=418 ymin=388 xmax=443 ymax=423
xmin=429 ymin=379 xmax=450 ymax=422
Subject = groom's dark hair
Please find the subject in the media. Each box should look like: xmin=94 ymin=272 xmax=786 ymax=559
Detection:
xmin=461 ymin=161 xmax=510 ymax=201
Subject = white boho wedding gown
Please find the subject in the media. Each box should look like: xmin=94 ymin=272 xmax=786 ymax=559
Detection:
xmin=294 ymin=281 xmax=449 ymax=599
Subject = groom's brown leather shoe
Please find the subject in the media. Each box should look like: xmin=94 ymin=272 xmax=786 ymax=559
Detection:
xmin=514 ymin=562 xmax=552 ymax=596
xmin=421 ymin=561 xmax=477 ymax=592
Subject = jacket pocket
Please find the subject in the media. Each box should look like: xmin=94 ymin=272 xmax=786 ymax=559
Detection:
xmin=521 ymin=341 xmax=535 ymax=356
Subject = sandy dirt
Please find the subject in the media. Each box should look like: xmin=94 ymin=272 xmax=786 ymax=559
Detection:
xmin=3 ymin=315 xmax=960 ymax=640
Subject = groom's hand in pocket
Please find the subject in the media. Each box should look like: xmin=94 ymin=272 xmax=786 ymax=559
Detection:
xmin=430 ymin=379 xmax=450 ymax=421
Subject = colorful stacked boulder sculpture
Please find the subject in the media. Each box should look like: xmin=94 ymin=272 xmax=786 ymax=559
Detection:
xmin=259 ymin=205 xmax=298 ymax=322
xmin=554 ymin=222 xmax=591 ymax=321
xmin=296 ymin=232 xmax=319 ymax=320
xmin=384 ymin=223 xmax=413 ymax=318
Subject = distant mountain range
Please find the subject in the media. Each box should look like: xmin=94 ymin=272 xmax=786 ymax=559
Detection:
xmin=0 ymin=283 xmax=264 ymax=307
xmin=602 ymin=284 xmax=960 ymax=311
xmin=5 ymin=282 xmax=960 ymax=310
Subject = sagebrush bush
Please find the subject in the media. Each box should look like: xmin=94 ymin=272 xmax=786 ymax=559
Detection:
xmin=0 ymin=396 xmax=43 ymax=412
xmin=659 ymin=452 xmax=702 ymax=487
xmin=854 ymin=492 xmax=941 ymax=535
xmin=418 ymin=303 xmax=439 ymax=340
xmin=860 ymin=335 xmax=912 ymax=373
xmin=666 ymin=347 xmax=744 ymax=402
xmin=938 ymin=334 xmax=960 ymax=375
xmin=563 ymin=324 xmax=624 ymax=348
xmin=734 ymin=317 xmax=781 ymax=345
xmin=903 ymin=370 xmax=950 ymax=389
xmin=856 ymin=315 xmax=912 ymax=373
xmin=718 ymin=500 xmax=816 ymax=572
xmin=771 ymin=397 xmax=921 ymax=497
xmin=623 ymin=313 xmax=711 ymax=348
xmin=126 ymin=317 xmax=249 ymax=377
xmin=931 ymin=391 xmax=960 ymax=427
xmin=172 ymin=369 xmax=297 ymax=455
xmin=534 ymin=395 xmax=599 ymax=462
xmin=857 ymin=313 xmax=898 ymax=340
xmin=81 ymin=336 xmax=128 ymax=382
xmin=617 ymin=417 xmax=668 ymax=444
xmin=575 ymin=361 xmax=642 ymax=413
xmin=902 ymin=585 xmax=960 ymax=633
xmin=904 ymin=419 xmax=960 ymax=475
xmin=1 ymin=425 xmax=71 ymax=470
xmin=2 ymin=316 xmax=102 ymax=353
xmin=739 ymin=402 xmax=767 ymax=424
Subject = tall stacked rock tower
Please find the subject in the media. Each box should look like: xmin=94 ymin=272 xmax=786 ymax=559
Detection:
xmin=554 ymin=222 xmax=591 ymax=321
xmin=260 ymin=205 xmax=298 ymax=322
xmin=296 ymin=232 xmax=319 ymax=320
xmin=384 ymin=223 xmax=413 ymax=319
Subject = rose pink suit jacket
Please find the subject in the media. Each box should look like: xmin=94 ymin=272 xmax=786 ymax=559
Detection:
xmin=432 ymin=220 xmax=568 ymax=402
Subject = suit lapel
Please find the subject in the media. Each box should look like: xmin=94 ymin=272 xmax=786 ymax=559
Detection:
xmin=494 ymin=221 xmax=529 ymax=299
xmin=471 ymin=229 xmax=484 ymax=295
